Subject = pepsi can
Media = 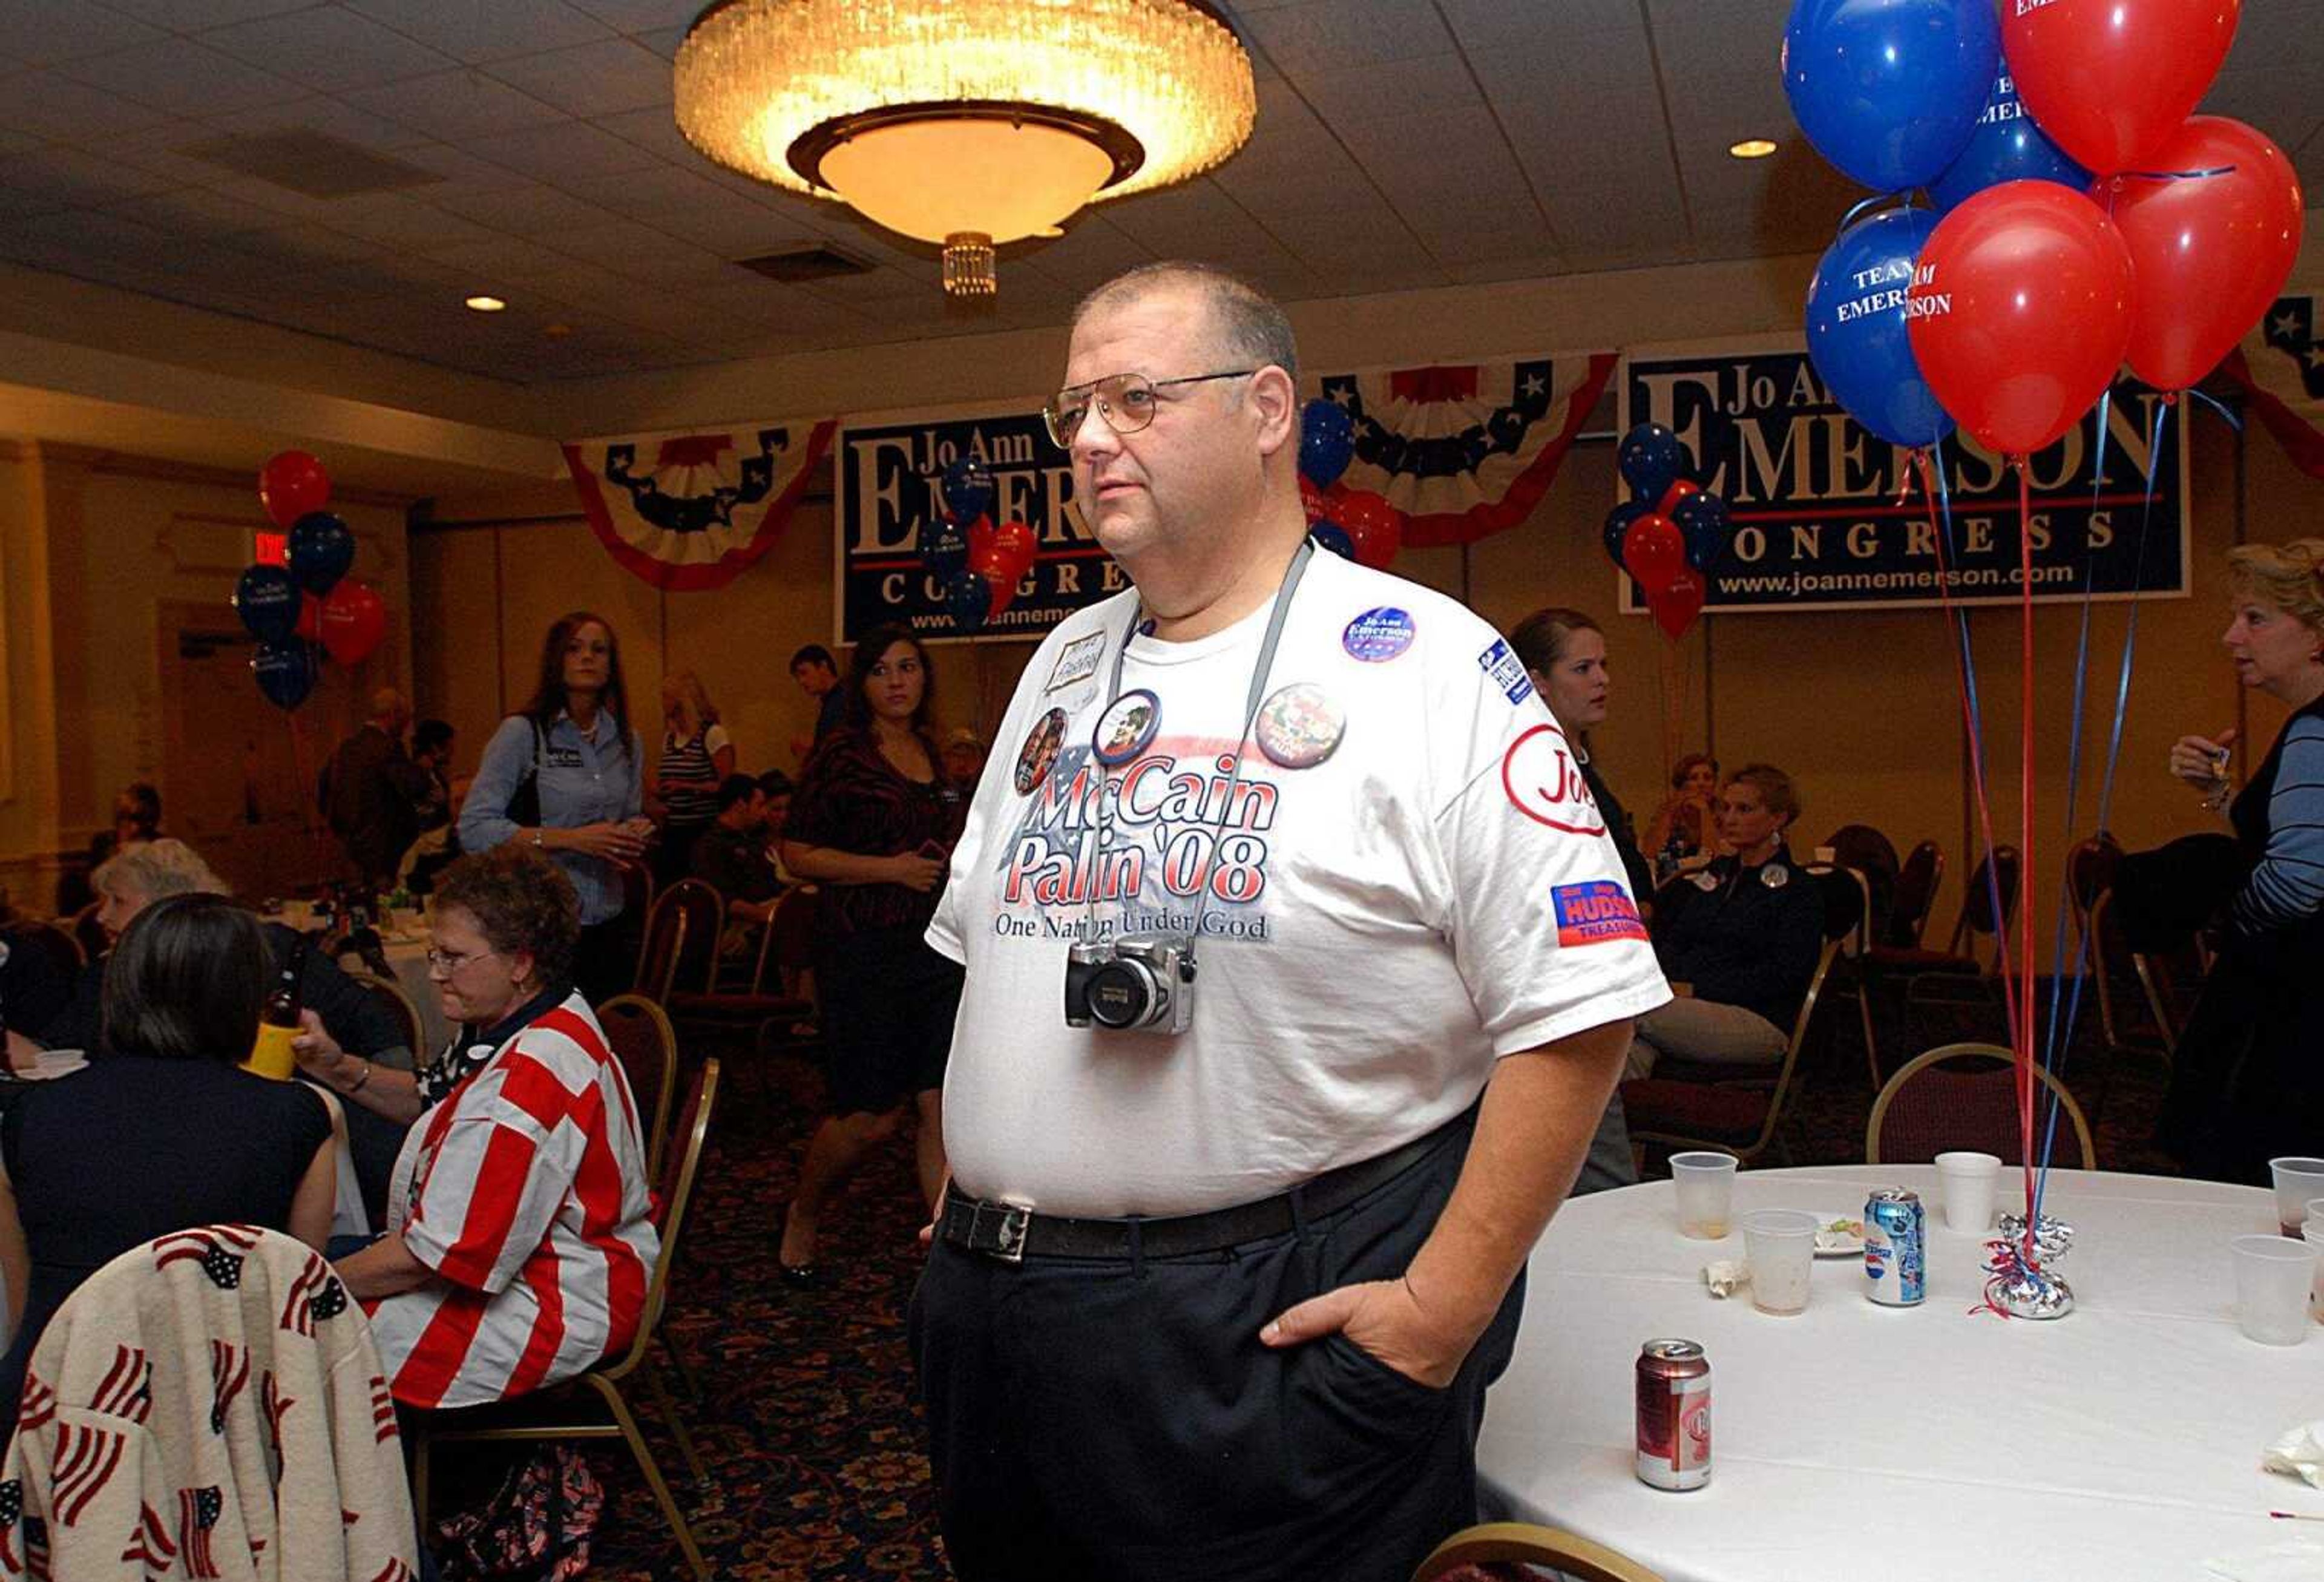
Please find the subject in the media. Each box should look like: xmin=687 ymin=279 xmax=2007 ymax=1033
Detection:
xmin=1863 ymin=1187 xmax=1926 ymax=1306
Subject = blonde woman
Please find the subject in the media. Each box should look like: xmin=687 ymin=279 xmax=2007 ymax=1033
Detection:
xmin=649 ymin=669 xmax=735 ymax=885
xmin=2156 ymin=539 xmax=2324 ymax=1183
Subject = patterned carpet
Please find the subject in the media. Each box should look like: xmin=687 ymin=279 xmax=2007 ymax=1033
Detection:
xmin=564 ymin=976 xmax=2179 ymax=1580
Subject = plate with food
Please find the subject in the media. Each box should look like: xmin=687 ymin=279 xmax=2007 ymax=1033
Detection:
xmin=1813 ymin=1214 xmax=1864 ymax=1257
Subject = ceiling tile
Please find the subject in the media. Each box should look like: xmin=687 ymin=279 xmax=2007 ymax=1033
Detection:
xmin=0 ymin=68 xmax=175 ymax=142
xmin=590 ymin=101 xmax=707 ymax=165
xmin=315 ymin=192 xmax=505 ymax=248
xmin=0 ymin=146 xmax=173 ymax=208
xmin=222 ymin=221 xmax=387 ymax=270
xmin=103 ymin=0 xmax=320 ymax=27
xmin=418 ymin=233 xmax=579 ymax=281
xmin=483 ymin=37 xmax=671 ymax=117
xmin=562 ymin=0 xmax=704 ymax=30
xmin=197 ymin=7 xmax=456 ymax=92
xmin=1439 ymin=0 xmax=1645 ymax=43
xmin=424 ymin=180 xmax=608 ymax=234
xmin=1292 ymin=53 xmax=1480 ymax=128
xmin=467 ymin=117 xmax=668 ymax=185
xmin=59 ymin=38 xmax=303 ymax=117
xmin=343 ymin=67 xmax=570 ymax=140
xmin=346 ymin=0 xmax=617 ymax=64
xmin=103 ymin=185 xmax=287 ymax=235
xmin=1241 ymin=1 xmax=1456 ymax=74
xmin=554 ymin=158 xmax=723 ymax=219
xmin=194 ymin=93 xmax=436 ymax=153
xmin=0 ymin=2 xmax=166 ymax=68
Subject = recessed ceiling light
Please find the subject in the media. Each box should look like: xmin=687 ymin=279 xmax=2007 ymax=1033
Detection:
xmin=1728 ymin=138 xmax=1778 ymax=160
xmin=464 ymin=294 xmax=507 ymax=312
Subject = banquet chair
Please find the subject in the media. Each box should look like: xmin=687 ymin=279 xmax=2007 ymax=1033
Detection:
xmin=1865 ymin=1042 xmax=2095 ymax=1170
xmin=1623 ymin=866 xmax=1862 ymax=1166
xmin=1882 ymin=839 xmax=1944 ymax=949
xmin=412 ymin=1059 xmax=722 ymax=1582
xmin=1825 ymin=822 xmax=1900 ymax=938
xmin=1854 ymin=844 xmax=2019 ymax=1083
xmin=634 ymin=879 xmax=720 ymax=1005
xmin=2065 ymin=832 xmax=2124 ymax=944
xmin=597 ymin=992 xmax=679 ymax=1180
xmin=666 ymin=885 xmax=817 ymax=1054
xmin=2 ymin=917 xmax=85 ymax=980
xmin=1414 ymin=1521 xmax=1664 ymax=1582
xmin=70 ymin=900 xmax=108 ymax=963
xmin=345 ymin=969 xmax=425 ymax=1068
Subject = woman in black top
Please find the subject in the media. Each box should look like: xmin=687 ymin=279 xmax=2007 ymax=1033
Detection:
xmin=0 ymin=894 xmax=335 ymax=1421
xmin=775 ymin=625 xmax=966 ymax=1282
xmin=2155 ymin=540 xmax=2324 ymax=1183
xmin=1506 ymin=606 xmax=1648 ymax=1193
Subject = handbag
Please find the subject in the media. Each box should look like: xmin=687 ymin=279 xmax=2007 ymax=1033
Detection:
xmin=435 ymin=1444 xmax=604 ymax=1581
xmin=506 ymin=720 xmax=545 ymax=831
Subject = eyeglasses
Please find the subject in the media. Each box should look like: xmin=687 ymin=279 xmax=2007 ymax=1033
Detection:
xmin=425 ymin=946 xmax=499 ymax=976
xmin=1042 ymin=369 xmax=1256 ymax=449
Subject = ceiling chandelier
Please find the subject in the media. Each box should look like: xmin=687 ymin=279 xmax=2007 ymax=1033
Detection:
xmin=674 ymin=0 xmax=1257 ymax=298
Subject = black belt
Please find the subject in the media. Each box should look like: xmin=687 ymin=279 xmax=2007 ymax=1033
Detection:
xmin=939 ymin=1117 xmax=1460 ymax=1264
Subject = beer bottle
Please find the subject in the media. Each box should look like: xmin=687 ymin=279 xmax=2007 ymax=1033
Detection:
xmin=246 ymin=934 xmax=307 ymax=1080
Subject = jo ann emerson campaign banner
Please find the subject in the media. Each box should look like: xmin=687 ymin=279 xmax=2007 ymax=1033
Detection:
xmin=835 ymin=405 xmax=1111 ymax=645
xmin=1617 ymin=342 xmax=2190 ymax=615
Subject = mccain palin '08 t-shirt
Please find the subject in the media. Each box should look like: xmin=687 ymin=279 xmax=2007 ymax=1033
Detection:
xmin=928 ymin=549 xmax=1671 ymax=1218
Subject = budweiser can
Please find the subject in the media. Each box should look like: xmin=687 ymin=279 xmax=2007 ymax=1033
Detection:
xmin=1635 ymin=1338 xmax=1712 ymax=1491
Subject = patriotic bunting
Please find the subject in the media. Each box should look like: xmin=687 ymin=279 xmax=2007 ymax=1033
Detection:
xmin=562 ymin=420 xmax=838 ymax=592
xmin=1301 ymin=353 xmax=1616 ymax=548
xmin=2225 ymin=293 xmax=2324 ymax=481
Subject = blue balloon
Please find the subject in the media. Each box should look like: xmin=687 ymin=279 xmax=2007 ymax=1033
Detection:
xmin=1299 ymin=399 xmax=1356 ymax=489
xmin=1310 ymin=522 xmax=1355 ymax=560
xmin=940 ymin=568 xmax=990 ymax=633
xmin=234 ymin=563 xmax=300 ymax=644
xmin=1603 ymin=501 xmax=1647 ymax=569
xmin=252 ymin=641 xmax=314 ymax=711
xmin=1804 ymin=206 xmax=1955 ymax=448
xmin=919 ymin=516 xmax=969 ymax=579
xmin=941 ymin=457 xmax=996 ymax=525
xmin=1671 ymin=492 xmax=1733 ymax=574
xmin=1928 ymin=60 xmax=2090 ymax=212
xmin=1617 ymin=425 xmax=1684 ymax=503
xmin=1782 ymin=0 xmax=2000 ymax=192
xmin=287 ymin=511 xmax=353 ymax=595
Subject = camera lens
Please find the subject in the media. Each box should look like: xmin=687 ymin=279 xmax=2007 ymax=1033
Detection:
xmin=1085 ymin=959 xmax=1163 ymax=1029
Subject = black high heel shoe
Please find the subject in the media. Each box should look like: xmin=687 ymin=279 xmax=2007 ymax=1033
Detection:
xmin=776 ymin=1203 xmax=818 ymax=1290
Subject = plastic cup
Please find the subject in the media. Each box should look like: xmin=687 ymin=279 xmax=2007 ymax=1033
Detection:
xmin=1742 ymin=1209 xmax=1820 ymax=1316
xmin=1670 ymin=1152 xmax=1738 ymax=1240
xmin=1934 ymin=1151 xmax=2003 ymax=1233
xmin=2306 ymin=1221 xmax=2324 ymax=1321
xmin=2231 ymin=1235 xmax=2320 ymax=1345
xmin=2270 ymin=1158 xmax=2324 ymax=1238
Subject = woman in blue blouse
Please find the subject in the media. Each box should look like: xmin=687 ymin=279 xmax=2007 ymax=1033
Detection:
xmin=460 ymin=611 xmax=652 ymax=1003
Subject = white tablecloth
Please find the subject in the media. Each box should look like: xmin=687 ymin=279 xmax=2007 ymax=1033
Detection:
xmin=1477 ymin=1165 xmax=2322 ymax=1582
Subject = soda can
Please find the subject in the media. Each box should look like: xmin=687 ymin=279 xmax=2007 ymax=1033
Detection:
xmin=1863 ymin=1187 xmax=1926 ymax=1306
xmin=1635 ymin=1339 xmax=1712 ymax=1490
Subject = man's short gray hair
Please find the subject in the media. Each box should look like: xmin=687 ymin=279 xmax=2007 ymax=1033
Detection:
xmin=91 ymin=838 xmax=228 ymax=903
xmin=1071 ymin=261 xmax=1298 ymax=382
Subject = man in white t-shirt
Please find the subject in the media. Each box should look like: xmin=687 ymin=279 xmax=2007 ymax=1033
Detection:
xmin=912 ymin=262 xmax=1670 ymax=1582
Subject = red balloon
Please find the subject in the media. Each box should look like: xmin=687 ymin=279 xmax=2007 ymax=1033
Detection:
xmin=1298 ymin=474 xmax=1330 ymax=526
xmin=2109 ymin=116 xmax=2305 ymax=392
xmin=1906 ymin=182 xmax=2135 ymax=457
xmin=1650 ymin=568 xmax=1706 ymax=642
xmin=990 ymin=519 xmax=1038 ymax=588
xmin=318 ymin=579 xmax=386 ymax=667
xmin=964 ymin=513 xmax=995 ymax=564
xmin=258 ymin=450 xmax=330 ymax=530
xmin=1334 ymin=490 xmax=1403 ymax=569
xmin=1656 ymin=478 xmax=1700 ymax=517
xmin=294 ymin=593 xmax=322 ymax=642
xmin=2006 ymin=0 xmax=2240 ymax=176
xmin=1622 ymin=513 xmax=1686 ymax=596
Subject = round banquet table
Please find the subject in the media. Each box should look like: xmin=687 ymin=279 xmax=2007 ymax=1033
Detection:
xmin=1475 ymin=1164 xmax=2321 ymax=1582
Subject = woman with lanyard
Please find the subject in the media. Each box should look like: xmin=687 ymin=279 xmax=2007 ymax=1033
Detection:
xmin=775 ymin=624 xmax=965 ymax=1286
xmin=459 ymin=611 xmax=653 ymax=1005
xmin=649 ymin=669 xmax=735 ymax=887
xmin=1505 ymin=606 xmax=1653 ymax=1193
xmin=2156 ymin=540 xmax=2324 ymax=1183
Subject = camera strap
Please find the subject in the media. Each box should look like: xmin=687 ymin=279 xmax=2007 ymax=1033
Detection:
xmin=1088 ymin=537 xmax=1318 ymax=959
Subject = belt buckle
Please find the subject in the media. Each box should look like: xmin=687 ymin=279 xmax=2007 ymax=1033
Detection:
xmin=965 ymin=1200 xmax=1031 ymax=1264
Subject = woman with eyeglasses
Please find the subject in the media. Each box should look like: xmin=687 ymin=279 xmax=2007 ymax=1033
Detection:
xmin=297 ymin=844 xmax=657 ymax=1408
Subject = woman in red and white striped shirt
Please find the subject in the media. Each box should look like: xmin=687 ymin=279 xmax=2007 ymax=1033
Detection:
xmin=304 ymin=845 xmax=658 ymax=1408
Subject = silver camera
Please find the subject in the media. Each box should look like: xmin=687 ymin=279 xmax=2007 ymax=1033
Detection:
xmin=1063 ymin=933 xmax=1196 ymax=1035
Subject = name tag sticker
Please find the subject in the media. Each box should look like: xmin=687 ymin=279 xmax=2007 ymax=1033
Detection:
xmin=1551 ymin=881 xmax=1647 ymax=947
xmin=1044 ymin=632 xmax=1107 ymax=694
xmin=546 ymin=748 xmax=584 ymax=769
